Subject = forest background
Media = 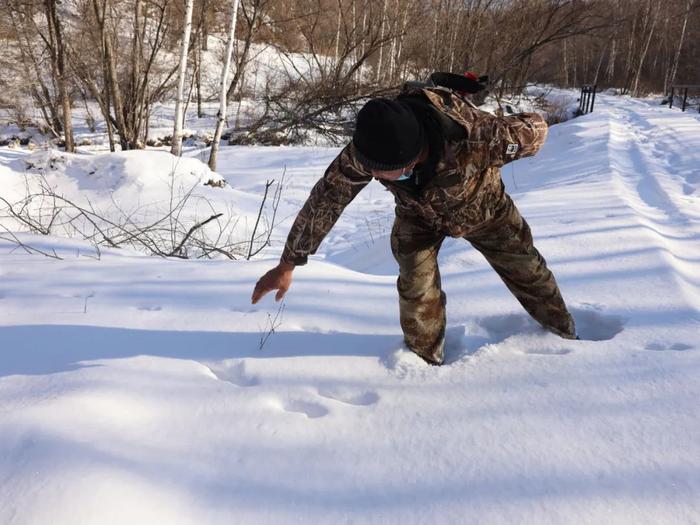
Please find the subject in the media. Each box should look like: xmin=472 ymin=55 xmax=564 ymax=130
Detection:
xmin=1 ymin=0 xmax=698 ymax=155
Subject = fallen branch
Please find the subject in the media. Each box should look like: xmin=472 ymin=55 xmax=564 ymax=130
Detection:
xmin=169 ymin=213 xmax=223 ymax=258
xmin=0 ymin=227 xmax=62 ymax=259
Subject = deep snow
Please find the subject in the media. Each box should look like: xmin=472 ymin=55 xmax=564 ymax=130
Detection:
xmin=1 ymin=93 xmax=699 ymax=524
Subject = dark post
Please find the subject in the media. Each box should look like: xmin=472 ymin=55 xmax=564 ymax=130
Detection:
xmin=579 ymin=85 xmax=597 ymax=115
xmin=668 ymin=85 xmax=700 ymax=113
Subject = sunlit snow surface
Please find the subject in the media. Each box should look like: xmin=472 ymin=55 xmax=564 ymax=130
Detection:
xmin=1 ymin=94 xmax=699 ymax=524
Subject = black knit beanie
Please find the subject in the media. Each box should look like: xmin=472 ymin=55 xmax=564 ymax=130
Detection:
xmin=353 ymin=98 xmax=424 ymax=171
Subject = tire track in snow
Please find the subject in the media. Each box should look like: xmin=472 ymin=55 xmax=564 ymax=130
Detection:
xmin=605 ymin=100 xmax=700 ymax=309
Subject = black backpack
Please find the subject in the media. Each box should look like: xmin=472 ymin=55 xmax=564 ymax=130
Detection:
xmin=403 ymin=72 xmax=489 ymax=97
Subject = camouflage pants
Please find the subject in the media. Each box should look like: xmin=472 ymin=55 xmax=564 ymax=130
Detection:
xmin=390 ymin=193 xmax=576 ymax=365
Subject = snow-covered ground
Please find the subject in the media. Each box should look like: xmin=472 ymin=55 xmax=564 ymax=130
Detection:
xmin=1 ymin=94 xmax=699 ymax=524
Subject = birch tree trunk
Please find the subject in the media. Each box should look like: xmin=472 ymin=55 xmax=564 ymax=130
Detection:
xmin=395 ymin=5 xmax=409 ymax=81
xmin=605 ymin=36 xmax=616 ymax=83
xmin=562 ymin=38 xmax=569 ymax=87
xmin=334 ymin=0 xmax=342 ymax=69
xmin=668 ymin=0 xmax=691 ymax=90
xmin=572 ymin=36 xmax=578 ymax=87
xmin=387 ymin=0 xmax=399 ymax=82
xmin=131 ymin=0 xmax=145 ymax=145
xmin=208 ymin=0 xmax=240 ymax=172
xmin=196 ymin=38 xmax=203 ymax=117
xmin=171 ymin=0 xmax=195 ymax=156
xmin=358 ymin=7 xmax=367 ymax=87
xmin=375 ymin=0 xmax=386 ymax=83
xmin=622 ymin=9 xmax=639 ymax=93
xmin=448 ymin=6 xmax=462 ymax=72
xmin=632 ymin=0 xmax=660 ymax=96
xmin=351 ymin=0 xmax=357 ymax=86
xmin=429 ymin=0 xmax=440 ymax=66
xmin=593 ymin=39 xmax=608 ymax=86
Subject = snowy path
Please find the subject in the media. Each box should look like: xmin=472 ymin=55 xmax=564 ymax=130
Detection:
xmin=607 ymin=100 xmax=700 ymax=309
xmin=1 ymin=95 xmax=699 ymax=524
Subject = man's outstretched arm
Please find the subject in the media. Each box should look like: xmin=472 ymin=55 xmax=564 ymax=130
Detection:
xmin=251 ymin=143 xmax=372 ymax=304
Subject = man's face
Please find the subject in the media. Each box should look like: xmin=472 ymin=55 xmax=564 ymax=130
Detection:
xmin=370 ymin=159 xmax=419 ymax=181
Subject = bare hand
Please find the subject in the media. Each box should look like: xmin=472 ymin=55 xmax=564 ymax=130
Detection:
xmin=251 ymin=261 xmax=294 ymax=304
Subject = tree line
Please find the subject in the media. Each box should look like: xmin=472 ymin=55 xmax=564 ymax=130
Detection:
xmin=1 ymin=0 xmax=698 ymax=156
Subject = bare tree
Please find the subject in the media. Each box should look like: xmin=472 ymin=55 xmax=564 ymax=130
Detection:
xmin=43 ymin=0 xmax=74 ymax=152
xmin=172 ymin=0 xmax=195 ymax=156
xmin=666 ymin=0 xmax=693 ymax=91
xmin=631 ymin=0 xmax=662 ymax=96
xmin=6 ymin=1 xmax=67 ymax=139
xmin=70 ymin=0 xmax=185 ymax=150
xmin=225 ymin=0 xmax=270 ymax=104
xmin=2 ymin=0 xmax=700 ymax=152
xmin=209 ymin=0 xmax=240 ymax=171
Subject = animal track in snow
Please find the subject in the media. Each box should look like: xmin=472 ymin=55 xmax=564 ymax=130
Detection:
xmin=282 ymin=400 xmax=329 ymax=419
xmin=317 ymin=388 xmax=379 ymax=406
xmin=207 ymin=360 xmax=260 ymax=387
xmin=683 ymin=173 xmax=699 ymax=196
xmin=523 ymin=347 xmax=573 ymax=356
xmin=229 ymin=306 xmax=258 ymax=314
xmin=644 ymin=342 xmax=693 ymax=352
xmin=137 ymin=305 xmax=162 ymax=311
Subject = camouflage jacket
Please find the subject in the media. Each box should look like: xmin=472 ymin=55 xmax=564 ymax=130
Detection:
xmin=281 ymin=87 xmax=548 ymax=266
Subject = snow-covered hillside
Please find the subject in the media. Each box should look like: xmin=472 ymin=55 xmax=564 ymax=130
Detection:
xmin=1 ymin=94 xmax=699 ymax=524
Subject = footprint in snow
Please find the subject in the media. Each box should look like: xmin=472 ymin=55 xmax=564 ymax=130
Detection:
xmin=382 ymin=346 xmax=434 ymax=378
xmin=206 ymin=360 xmax=260 ymax=387
xmin=282 ymin=400 xmax=329 ymax=419
xmin=570 ymin=307 xmax=625 ymax=341
xmin=644 ymin=342 xmax=693 ymax=352
xmin=442 ymin=314 xmax=537 ymax=364
xmin=386 ymin=306 xmax=625 ymax=368
xmin=317 ymin=388 xmax=379 ymax=406
xmin=444 ymin=307 xmax=623 ymax=362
